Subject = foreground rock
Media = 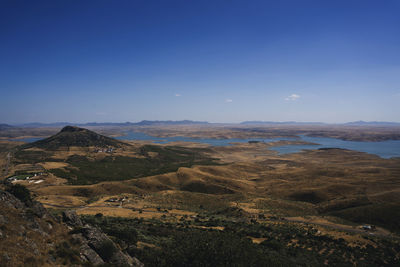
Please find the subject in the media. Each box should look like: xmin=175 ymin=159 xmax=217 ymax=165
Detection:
xmin=0 ymin=189 xmax=65 ymax=266
xmin=63 ymin=210 xmax=143 ymax=266
xmin=0 ymin=188 xmax=143 ymax=266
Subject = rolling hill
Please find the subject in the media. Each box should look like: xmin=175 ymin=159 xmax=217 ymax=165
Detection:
xmin=21 ymin=126 xmax=126 ymax=150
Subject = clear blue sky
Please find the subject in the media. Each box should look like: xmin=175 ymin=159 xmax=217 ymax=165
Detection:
xmin=1 ymin=0 xmax=399 ymax=123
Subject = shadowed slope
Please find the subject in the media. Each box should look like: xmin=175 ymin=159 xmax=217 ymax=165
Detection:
xmin=22 ymin=126 xmax=126 ymax=150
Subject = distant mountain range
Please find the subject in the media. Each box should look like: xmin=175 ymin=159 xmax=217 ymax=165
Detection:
xmin=241 ymin=121 xmax=400 ymax=126
xmin=0 ymin=124 xmax=14 ymax=130
xmin=5 ymin=120 xmax=400 ymax=127
xmin=343 ymin=121 xmax=400 ymax=126
xmin=13 ymin=120 xmax=210 ymax=128
xmin=133 ymin=120 xmax=209 ymax=126
xmin=240 ymin=121 xmax=326 ymax=125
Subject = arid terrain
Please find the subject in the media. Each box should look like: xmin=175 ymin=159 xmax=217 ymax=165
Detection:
xmin=3 ymin=1 xmax=399 ymax=266
xmin=1 ymin=124 xmax=399 ymax=266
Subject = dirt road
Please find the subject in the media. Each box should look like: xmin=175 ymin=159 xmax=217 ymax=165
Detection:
xmin=285 ymin=217 xmax=391 ymax=238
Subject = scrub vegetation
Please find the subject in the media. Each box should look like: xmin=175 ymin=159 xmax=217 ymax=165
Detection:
xmin=2 ymin=125 xmax=400 ymax=266
xmin=82 ymin=214 xmax=400 ymax=267
xmin=49 ymin=145 xmax=219 ymax=185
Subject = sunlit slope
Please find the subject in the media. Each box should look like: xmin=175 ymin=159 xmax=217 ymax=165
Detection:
xmin=33 ymin=148 xmax=400 ymax=232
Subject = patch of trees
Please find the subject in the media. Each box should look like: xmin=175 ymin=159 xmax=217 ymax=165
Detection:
xmin=81 ymin=215 xmax=400 ymax=267
xmin=6 ymin=184 xmax=31 ymax=203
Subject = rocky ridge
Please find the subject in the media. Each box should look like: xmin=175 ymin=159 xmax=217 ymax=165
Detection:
xmin=63 ymin=210 xmax=143 ymax=266
xmin=0 ymin=188 xmax=142 ymax=266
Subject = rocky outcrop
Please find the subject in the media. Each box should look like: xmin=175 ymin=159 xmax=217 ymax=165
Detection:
xmin=63 ymin=210 xmax=143 ymax=266
xmin=0 ymin=188 xmax=143 ymax=266
xmin=80 ymin=242 xmax=105 ymax=265
xmin=0 ymin=190 xmax=25 ymax=209
xmin=63 ymin=209 xmax=83 ymax=227
xmin=0 ymin=189 xmax=63 ymax=266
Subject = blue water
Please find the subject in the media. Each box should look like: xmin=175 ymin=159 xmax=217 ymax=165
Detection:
xmin=117 ymin=132 xmax=400 ymax=159
xmin=10 ymin=131 xmax=400 ymax=159
xmin=9 ymin=137 xmax=43 ymax=143
xmin=115 ymin=131 xmax=297 ymax=146
xmin=269 ymin=136 xmax=400 ymax=159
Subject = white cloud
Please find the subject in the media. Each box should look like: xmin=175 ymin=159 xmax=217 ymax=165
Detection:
xmin=225 ymin=99 xmax=233 ymax=103
xmin=175 ymin=93 xmax=181 ymax=97
xmin=285 ymin=94 xmax=300 ymax=101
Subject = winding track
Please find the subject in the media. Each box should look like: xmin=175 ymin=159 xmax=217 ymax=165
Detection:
xmin=284 ymin=217 xmax=391 ymax=238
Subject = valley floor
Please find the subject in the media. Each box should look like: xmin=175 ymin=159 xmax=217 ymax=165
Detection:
xmin=1 ymin=125 xmax=400 ymax=266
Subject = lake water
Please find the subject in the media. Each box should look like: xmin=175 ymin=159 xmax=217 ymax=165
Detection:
xmin=11 ymin=132 xmax=400 ymax=159
xmin=269 ymin=136 xmax=400 ymax=159
xmin=9 ymin=137 xmax=43 ymax=143
xmin=115 ymin=131 xmax=297 ymax=146
xmin=117 ymin=131 xmax=400 ymax=159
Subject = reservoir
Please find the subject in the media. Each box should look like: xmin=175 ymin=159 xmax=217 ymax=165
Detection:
xmin=116 ymin=131 xmax=297 ymax=146
xmin=11 ymin=131 xmax=400 ymax=159
xmin=9 ymin=137 xmax=44 ymax=143
xmin=268 ymin=136 xmax=400 ymax=159
xmin=117 ymin=131 xmax=400 ymax=159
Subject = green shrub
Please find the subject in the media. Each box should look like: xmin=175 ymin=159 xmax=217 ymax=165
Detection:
xmin=6 ymin=184 xmax=32 ymax=203
xmin=329 ymin=203 xmax=400 ymax=233
xmin=260 ymin=239 xmax=283 ymax=251
xmin=49 ymin=145 xmax=219 ymax=185
xmin=55 ymin=241 xmax=81 ymax=264
xmin=96 ymin=240 xmax=117 ymax=262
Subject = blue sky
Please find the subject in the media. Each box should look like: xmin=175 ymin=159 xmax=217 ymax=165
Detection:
xmin=1 ymin=0 xmax=400 ymax=123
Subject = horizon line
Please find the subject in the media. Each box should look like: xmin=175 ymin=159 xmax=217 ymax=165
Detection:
xmin=3 ymin=120 xmax=400 ymax=126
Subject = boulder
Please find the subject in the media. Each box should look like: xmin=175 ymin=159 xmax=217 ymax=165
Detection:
xmin=80 ymin=242 xmax=105 ymax=265
xmin=81 ymin=225 xmax=143 ymax=266
xmin=62 ymin=210 xmax=83 ymax=227
xmin=0 ymin=190 xmax=25 ymax=209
